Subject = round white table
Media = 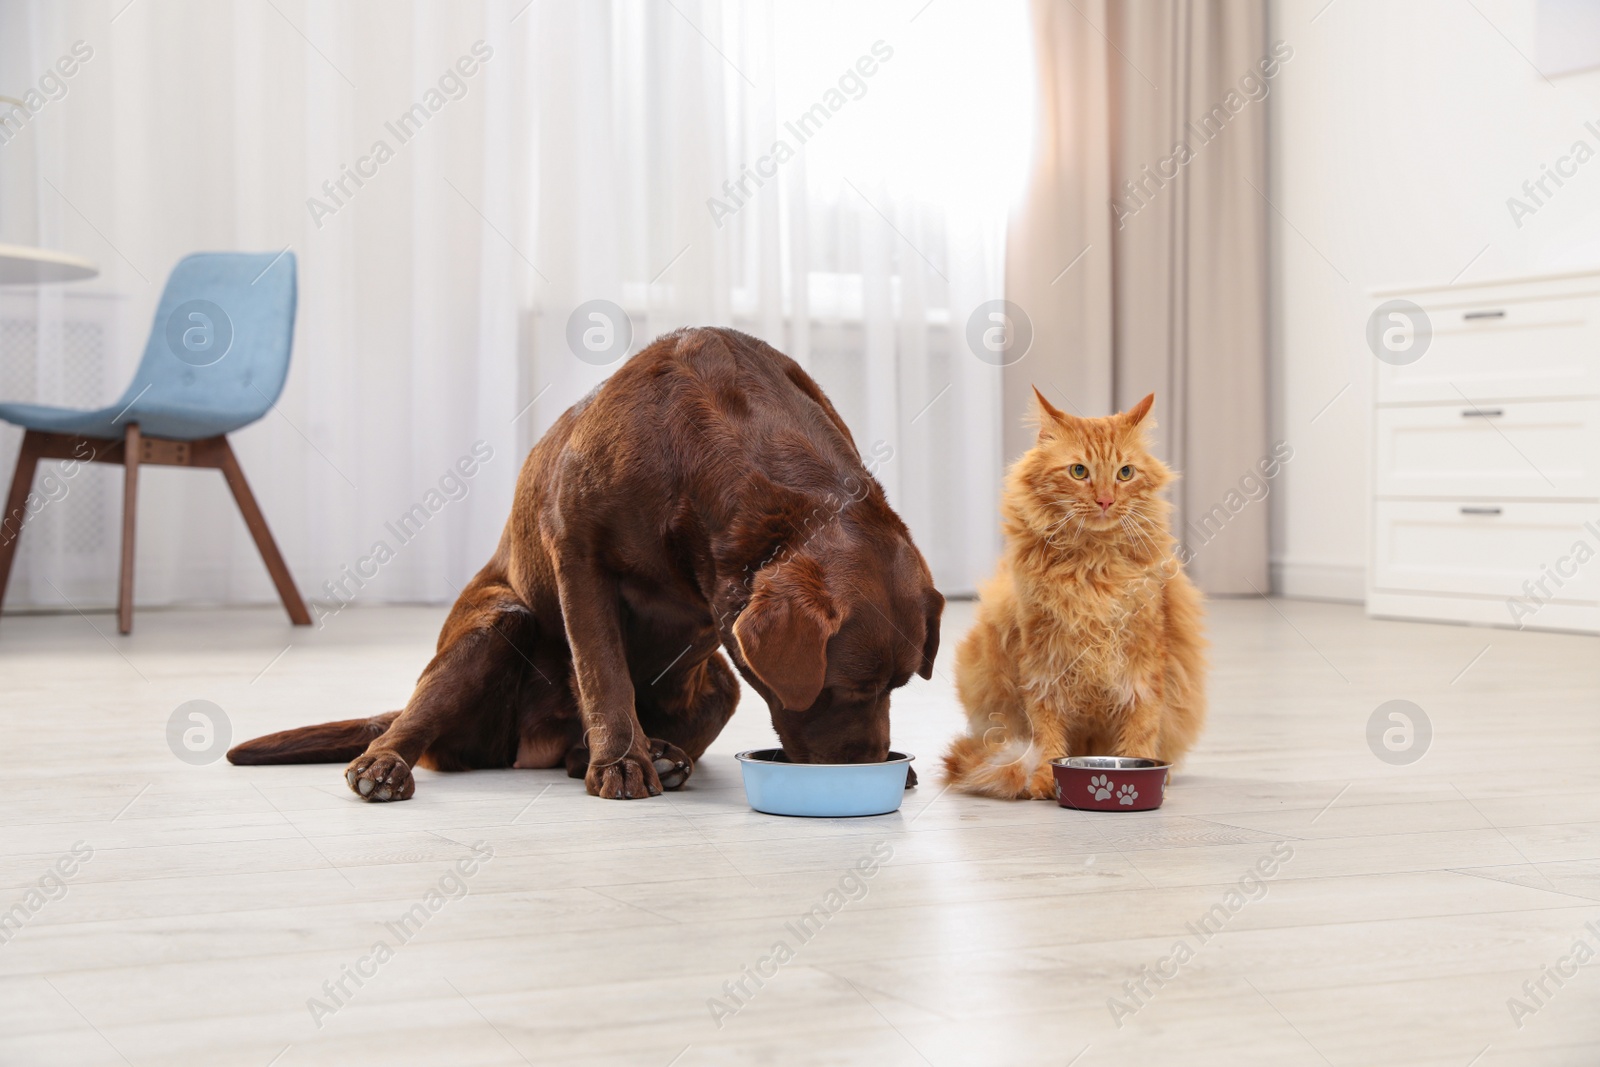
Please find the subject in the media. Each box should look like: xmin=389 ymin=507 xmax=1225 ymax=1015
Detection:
xmin=0 ymin=243 xmax=99 ymax=284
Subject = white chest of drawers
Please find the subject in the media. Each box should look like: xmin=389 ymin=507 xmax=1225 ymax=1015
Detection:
xmin=1368 ymin=269 xmax=1600 ymax=635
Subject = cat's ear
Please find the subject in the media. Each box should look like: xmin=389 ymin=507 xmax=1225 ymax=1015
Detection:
xmin=1031 ymin=386 xmax=1073 ymax=438
xmin=1120 ymin=392 xmax=1155 ymax=428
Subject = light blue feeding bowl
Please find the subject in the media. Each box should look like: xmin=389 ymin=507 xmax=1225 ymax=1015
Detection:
xmin=735 ymin=748 xmax=914 ymax=817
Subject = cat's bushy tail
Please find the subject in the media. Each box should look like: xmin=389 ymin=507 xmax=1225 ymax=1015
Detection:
xmin=943 ymin=607 xmax=1057 ymax=800
xmin=942 ymin=732 xmax=1053 ymax=799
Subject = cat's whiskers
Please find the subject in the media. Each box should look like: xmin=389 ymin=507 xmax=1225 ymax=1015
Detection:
xmin=1043 ymin=508 xmax=1078 ymax=535
xmin=1118 ymin=512 xmax=1157 ymax=554
xmin=1041 ymin=500 xmax=1094 ymax=548
xmin=1117 ymin=502 xmax=1167 ymax=556
xmin=1117 ymin=514 xmax=1149 ymax=552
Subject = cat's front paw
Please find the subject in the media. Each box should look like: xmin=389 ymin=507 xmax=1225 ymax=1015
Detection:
xmin=1025 ymin=762 xmax=1058 ymax=800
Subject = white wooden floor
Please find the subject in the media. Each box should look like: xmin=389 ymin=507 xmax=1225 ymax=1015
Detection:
xmin=1 ymin=597 xmax=1598 ymax=1066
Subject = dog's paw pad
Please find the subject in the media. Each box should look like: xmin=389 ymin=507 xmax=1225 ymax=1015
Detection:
xmin=1117 ymin=783 xmax=1138 ymax=805
xmin=648 ymin=739 xmax=693 ymax=791
xmin=652 ymin=758 xmax=686 ymax=789
xmin=343 ymin=752 xmax=415 ymax=802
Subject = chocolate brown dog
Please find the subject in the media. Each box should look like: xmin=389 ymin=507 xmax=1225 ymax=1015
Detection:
xmin=228 ymin=327 xmax=943 ymax=800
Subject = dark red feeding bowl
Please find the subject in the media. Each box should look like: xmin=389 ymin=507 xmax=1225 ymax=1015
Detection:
xmin=1051 ymin=756 xmax=1170 ymax=812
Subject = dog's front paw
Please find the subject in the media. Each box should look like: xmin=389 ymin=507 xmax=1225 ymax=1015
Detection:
xmin=344 ymin=751 xmax=416 ymax=802
xmin=648 ymin=739 xmax=693 ymax=791
xmin=585 ymin=752 xmax=663 ymax=799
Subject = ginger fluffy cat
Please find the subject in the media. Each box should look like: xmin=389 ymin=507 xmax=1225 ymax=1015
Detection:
xmin=943 ymin=390 xmax=1206 ymax=800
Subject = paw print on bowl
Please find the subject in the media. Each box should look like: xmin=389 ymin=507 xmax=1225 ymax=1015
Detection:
xmin=1050 ymin=756 xmax=1169 ymax=813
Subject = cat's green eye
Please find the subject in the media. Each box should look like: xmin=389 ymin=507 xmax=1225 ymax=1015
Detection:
xmin=1069 ymin=463 xmax=1088 ymax=479
xmin=1117 ymin=465 xmax=1135 ymax=481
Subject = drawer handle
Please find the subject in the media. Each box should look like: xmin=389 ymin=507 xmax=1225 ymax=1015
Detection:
xmin=1460 ymin=506 xmax=1503 ymax=516
xmin=1461 ymin=408 xmax=1504 ymax=418
xmin=1463 ymin=310 xmax=1506 ymax=320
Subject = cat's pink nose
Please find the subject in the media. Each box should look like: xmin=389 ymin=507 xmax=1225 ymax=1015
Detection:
xmin=1097 ymin=497 xmax=1114 ymax=511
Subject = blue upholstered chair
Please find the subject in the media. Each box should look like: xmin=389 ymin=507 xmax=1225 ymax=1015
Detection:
xmin=0 ymin=251 xmax=311 ymax=633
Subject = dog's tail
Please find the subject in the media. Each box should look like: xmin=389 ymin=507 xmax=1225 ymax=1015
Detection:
xmin=226 ymin=712 xmax=399 ymax=765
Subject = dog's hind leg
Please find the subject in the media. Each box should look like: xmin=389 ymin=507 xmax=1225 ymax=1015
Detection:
xmin=344 ymin=579 xmax=543 ymax=802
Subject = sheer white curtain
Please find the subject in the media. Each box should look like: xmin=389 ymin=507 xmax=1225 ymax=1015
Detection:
xmin=0 ymin=0 xmax=1029 ymax=616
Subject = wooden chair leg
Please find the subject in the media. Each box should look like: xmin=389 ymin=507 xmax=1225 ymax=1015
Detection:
xmin=0 ymin=430 xmax=45 ymax=613
xmin=118 ymin=424 xmax=141 ymax=634
xmin=215 ymin=436 xmax=311 ymax=626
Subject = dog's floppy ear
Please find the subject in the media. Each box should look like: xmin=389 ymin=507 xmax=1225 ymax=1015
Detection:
xmin=918 ymin=588 xmax=944 ymax=680
xmin=733 ymin=559 xmax=842 ymax=711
